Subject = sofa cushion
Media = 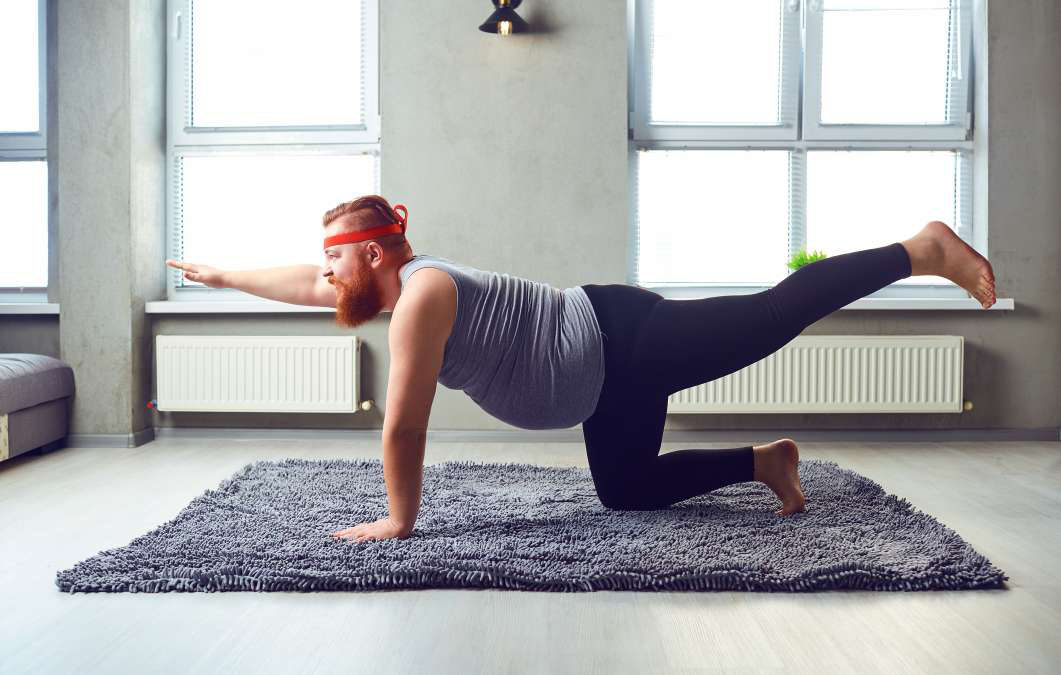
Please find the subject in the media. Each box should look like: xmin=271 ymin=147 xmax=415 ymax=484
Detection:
xmin=0 ymin=354 xmax=75 ymax=415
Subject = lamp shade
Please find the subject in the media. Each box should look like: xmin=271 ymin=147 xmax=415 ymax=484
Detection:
xmin=479 ymin=0 xmax=529 ymax=34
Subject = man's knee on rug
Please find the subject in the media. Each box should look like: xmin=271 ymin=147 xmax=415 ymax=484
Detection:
xmin=594 ymin=480 xmax=669 ymax=511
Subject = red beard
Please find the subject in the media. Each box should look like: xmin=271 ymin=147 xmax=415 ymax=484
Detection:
xmin=331 ymin=263 xmax=384 ymax=329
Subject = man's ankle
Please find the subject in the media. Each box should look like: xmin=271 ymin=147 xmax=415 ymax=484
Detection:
xmin=902 ymin=236 xmax=939 ymax=276
xmin=752 ymin=445 xmax=767 ymax=482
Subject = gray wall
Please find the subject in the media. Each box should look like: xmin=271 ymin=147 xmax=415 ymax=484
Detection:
xmin=2 ymin=0 xmax=1058 ymax=441
xmin=49 ymin=0 xmax=166 ymax=438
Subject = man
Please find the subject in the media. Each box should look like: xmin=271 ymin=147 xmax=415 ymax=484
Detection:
xmin=167 ymin=195 xmax=997 ymax=544
xmin=317 ymin=196 xmax=455 ymax=543
xmin=169 ymin=195 xmax=457 ymax=544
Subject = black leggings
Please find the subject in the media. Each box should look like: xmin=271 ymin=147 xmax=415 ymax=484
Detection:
xmin=579 ymin=241 xmax=912 ymax=510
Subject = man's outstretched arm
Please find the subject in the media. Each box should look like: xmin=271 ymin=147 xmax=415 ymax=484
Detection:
xmin=166 ymin=260 xmax=326 ymax=306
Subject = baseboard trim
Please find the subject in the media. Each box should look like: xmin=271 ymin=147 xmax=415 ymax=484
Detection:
xmin=66 ymin=427 xmax=156 ymax=448
xmin=61 ymin=425 xmax=1061 ymax=448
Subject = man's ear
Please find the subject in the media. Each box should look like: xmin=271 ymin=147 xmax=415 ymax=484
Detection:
xmin=362 ymin=241 xmax=381 ymax=265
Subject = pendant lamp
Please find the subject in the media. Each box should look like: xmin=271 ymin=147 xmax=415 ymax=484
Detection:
xmin=479 ymin=0 xmax=529 ymax=36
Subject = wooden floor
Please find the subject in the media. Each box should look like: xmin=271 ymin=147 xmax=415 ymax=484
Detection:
xmin=1 ymin=437 xmax=1058 ymax=675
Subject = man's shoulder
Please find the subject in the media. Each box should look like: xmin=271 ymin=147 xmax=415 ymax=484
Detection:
xmin=393 ymin=266 xmax=457 ymax=340
xmin=401 ymin=265 xmax=456 ymax=302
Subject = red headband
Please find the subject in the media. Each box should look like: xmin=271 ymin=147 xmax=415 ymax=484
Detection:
xmin=323 ymin=204 xmax=408 ymax=249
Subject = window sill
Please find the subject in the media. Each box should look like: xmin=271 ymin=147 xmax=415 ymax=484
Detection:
xmin=822 ymin=297 xmax=1011 ymax=310
xmin=646 ymin=285 xmax=1013 ymax=310
xmin=650 ymin=295 xmax=1013 ymax=311
xmin=0 ymin=297 xmax=1015 ymax=315
xmin=144 ymin=300 xmax=338 ymax=314
xmin=0 ymin=302 xmax=60 ymax=315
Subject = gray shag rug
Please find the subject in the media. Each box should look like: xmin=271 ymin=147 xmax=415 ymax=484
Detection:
xmin=55 ymin=457 xmax=1009 ymax=593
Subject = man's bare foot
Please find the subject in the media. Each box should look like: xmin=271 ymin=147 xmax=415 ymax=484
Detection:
xmin=903 ymin=221 xmax=997 ymax=309
xmin=752 ymin=438 xmax=806 ymax=517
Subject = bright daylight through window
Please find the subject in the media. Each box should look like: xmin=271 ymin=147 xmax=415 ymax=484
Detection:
xmin=167 ymin=0 xmax=380 ymax=294
xmin=633 ymin=0 xmax=973 ymax=294
xmin=0 ymin=0 xmax=47 ymax=291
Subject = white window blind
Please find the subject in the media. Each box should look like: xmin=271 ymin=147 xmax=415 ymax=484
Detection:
xmin=0 ymin=0 xmax=41 ymax=134
xmin=0 ymin=161 xmax=48 ymax=288
xmin=805 ymin=150 xmax=969 ymax=288
xmin=632 ymin=0 xmax=975 ymax=296
xmin=189 ymin=2 xmax=363 ymax=129
xmin=636 ymin=150 xmax=792 ymax=286
xmin=177 ymin=151 xmax=377 ymax=274
xmin=635 ymin=0 xmax=801 ymax=141
xmin=166 ymin=0 xmax=380 ymax=295
xmin=805 ymin=0 xmax=971 ymax=139
xmin=0 ymin=0 xmax=48 ymax=294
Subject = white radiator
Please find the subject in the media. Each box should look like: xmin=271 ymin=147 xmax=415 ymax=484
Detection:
xmin=667 ymin=335 xmax=964 ymax=413
xmin=155 ymin=336 xmax=364 ymax=413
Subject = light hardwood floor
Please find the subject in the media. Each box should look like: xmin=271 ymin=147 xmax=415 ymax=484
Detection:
xmin=1 ymin=438 xmax=1058 ymax=675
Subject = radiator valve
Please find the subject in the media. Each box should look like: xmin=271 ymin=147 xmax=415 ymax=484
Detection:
xmin=360 ymin=400 xmax=375 ymax=411
xmin=963 ymin=400 xmax=973 ymax=411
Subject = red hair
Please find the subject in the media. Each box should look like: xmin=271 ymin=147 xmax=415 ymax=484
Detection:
xmin=322 ymin=195 xmax=409 ymax=252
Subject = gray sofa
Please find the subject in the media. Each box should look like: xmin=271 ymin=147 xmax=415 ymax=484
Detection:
xmin=0 ymin=354 xmax=74 ymax=462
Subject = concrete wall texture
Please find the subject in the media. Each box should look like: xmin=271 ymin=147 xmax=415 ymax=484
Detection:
xmin=1 ymin=0 xmax=1058 ymax=441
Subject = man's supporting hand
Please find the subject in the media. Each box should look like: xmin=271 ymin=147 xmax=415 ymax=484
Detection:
xmin=381 ymin=431 xmax=426 ymax=531
xmin=331 ymin=433 xmax=426 ymax=542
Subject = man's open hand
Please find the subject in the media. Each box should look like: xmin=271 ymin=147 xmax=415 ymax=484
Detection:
xmin=165 ymin=259 xmax=228 ymax=288
xmin=331 ymin=517 xmax=411 ymax=542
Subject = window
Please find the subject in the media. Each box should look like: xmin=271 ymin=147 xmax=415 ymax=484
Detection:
xmin=166 ymin=0 xmax=380 ymax=296
xmin=631 ymin=0 xmax=974 ymax=297
xmin=0 ymin=0 xmax=48 ymax=296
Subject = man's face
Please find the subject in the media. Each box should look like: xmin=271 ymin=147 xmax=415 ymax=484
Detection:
xmin=322 ymin=241 xmax=385 ymax=329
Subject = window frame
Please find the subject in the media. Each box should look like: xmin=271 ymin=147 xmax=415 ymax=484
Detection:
xmin=164 ymin=0 xmax=381 ymax=301
xmin=629 ymin=0 xmax=977 ymax=300
xmin=0 ymin=0 xmax=48 ymax=300
xmin=631 ymin=0 xmax=803 ymax=142
xmin=803 ymin=0 xmax=972 ymax=140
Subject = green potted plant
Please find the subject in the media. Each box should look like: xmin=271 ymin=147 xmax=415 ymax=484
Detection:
xmin=788 ymin=248 xmax=828 ymax=271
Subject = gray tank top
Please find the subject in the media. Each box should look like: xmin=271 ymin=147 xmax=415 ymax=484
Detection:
xmin=398 ymin=254 xmax=605 ymax=429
